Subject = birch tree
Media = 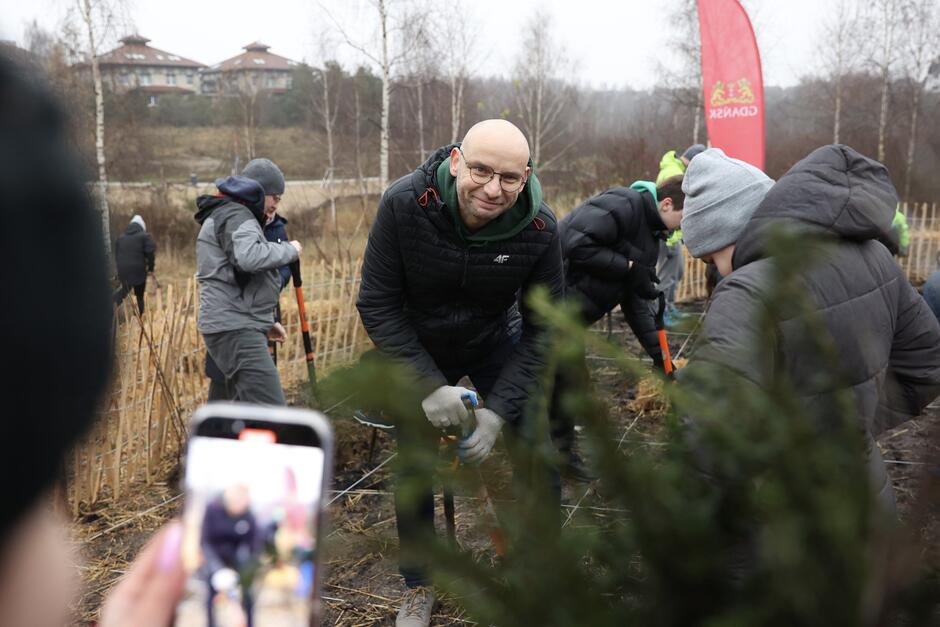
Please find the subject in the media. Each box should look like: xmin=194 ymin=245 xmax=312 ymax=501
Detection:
xmin=867 ymin=0 xmax=905 ymax=162
xmin=511 ymin=9 xmax=577 ymax=170
xmin=320 ymin=0 xmax=415 ymax=189
xmin=401 ymin=12 xmax=436 ymax=160
xmin=76 ymin=0 xmax=121 ymax=267
xmin=899 ymin=0 xmax=940 ymax=199
xmin=438 ymin=1 xmax=478 ymax=143
xmin=816 ymin=0 xmax=863 ymax=144
xmin=311 ymin=59 xmax=343 ymax=232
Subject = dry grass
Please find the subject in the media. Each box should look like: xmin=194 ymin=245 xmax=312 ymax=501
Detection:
xmin=627 ymin=358 xmax=689 ymax=414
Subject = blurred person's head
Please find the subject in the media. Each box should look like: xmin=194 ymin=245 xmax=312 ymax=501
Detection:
xmin=681 ymin=143 xmax=707 ymax=166
xmin=0 ymin=55 xmax=113 ymax=625
xmin=241 ymin=158 xmax=285 ymax=222
xmin=681 ymin=148 xmax=774 ymax=276
xmin=223 ymin=484 xmax=251 ymax=517
xmin=655 ymin=175 xmax=686 ymax=231
xmin=130 ymin=214 xmax=146 ymax=231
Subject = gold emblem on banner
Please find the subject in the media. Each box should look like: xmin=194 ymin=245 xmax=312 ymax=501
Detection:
xmin=710 ymin=78 xmax=755 ymax=107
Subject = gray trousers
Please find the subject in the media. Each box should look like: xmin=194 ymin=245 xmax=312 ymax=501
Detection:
xmin=657 ymin=240 xmax=684 ymax=307
xmin=203 ymin=328 xmax=286 ymax=405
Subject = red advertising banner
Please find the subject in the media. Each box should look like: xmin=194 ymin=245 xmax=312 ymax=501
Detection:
xmin=697 ymin=0 xmax=765 ymax=170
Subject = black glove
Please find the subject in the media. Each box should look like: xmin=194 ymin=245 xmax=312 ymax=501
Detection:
xmin=627 ymin=264 xmax=661 ymax=300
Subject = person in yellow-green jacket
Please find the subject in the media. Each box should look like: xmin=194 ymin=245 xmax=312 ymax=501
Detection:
xmin=656 ymin=144 xmax=705 ymax=325
xmin=892 ymin=205 xmax=910 ymax=257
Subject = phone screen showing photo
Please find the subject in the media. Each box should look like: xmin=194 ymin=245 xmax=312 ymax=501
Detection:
xmin=175 ymin=419 xmax=325 ymax=627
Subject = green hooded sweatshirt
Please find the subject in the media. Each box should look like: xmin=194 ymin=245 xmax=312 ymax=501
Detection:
xmin=892 ymin=206 xmax=910 ymax=249
xmin=436 ymin=158 xmax=543 ymax=246
xmin=656 ymin=150 xmax=686 ymax=186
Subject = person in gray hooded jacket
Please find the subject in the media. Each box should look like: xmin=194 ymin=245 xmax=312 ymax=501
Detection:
xmin=679 ymin=145 xmax=940 ymax=517
xmin=195 ymin=158 xmax=302 ymax=405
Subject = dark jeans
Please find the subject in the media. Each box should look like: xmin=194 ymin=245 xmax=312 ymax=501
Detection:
xmin=206 ymin=571 xmax=254 ymax=627
xmin=203 ymin=329 xmax=286 ymax=405
xmin=548 ymin=345 xmax=591 ymax=456
xmin=395 ymin=339 xmax=561 ymax=588
xmin=113 ymin=279 xmax=146 ymax=314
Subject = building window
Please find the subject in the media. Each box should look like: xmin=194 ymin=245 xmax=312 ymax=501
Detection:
xmin=147 ymin=94 xmax=157 ymax=107
xmin=286 ymin=75 xmax=293 ymax=89
xmin=139 ymin=71 xmax=151 ymax=86
xmin=266 ymin=74 xmax=277 ymax=88
xmin=186 ymin=71 xmax=194 ymax=85
xmin=167 ymin=71 xmax=176 ymax=85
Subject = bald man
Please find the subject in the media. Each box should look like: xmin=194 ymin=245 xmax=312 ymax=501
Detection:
xmin=357 ymin=119 xmax=563 ymax=625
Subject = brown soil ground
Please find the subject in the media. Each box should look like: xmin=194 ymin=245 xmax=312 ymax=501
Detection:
xmin=70 ymin=303 xmax=940 ymax=625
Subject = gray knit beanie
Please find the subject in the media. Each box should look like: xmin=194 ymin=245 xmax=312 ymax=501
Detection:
xmin=680 ymin=148 xmax=774 ymax=257
xmin=241 ymin=158 xmax=285 ymax=195
xmin=682 ymin=144 xmax=706 ymax=161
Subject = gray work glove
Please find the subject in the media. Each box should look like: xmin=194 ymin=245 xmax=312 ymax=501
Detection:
xmin=421 ymin=385 xmax=475 ymax=429
xmin=458 ymin=408 xmax=504 ymax=465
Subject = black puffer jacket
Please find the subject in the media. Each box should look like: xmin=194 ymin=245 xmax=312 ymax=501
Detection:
xmin=560 ymin=186 xmax=667 ymax=358
xmin=114 ymin=222 xmax=155 ymax=285
xmin=688 ymin=144 xmax=940 ymax=511
xmin=357 ymin=145 xmax=564 ymax=425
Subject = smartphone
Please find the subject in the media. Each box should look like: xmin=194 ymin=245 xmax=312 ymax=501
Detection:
xmin=174 ymin=403 xmax=333 ymax=627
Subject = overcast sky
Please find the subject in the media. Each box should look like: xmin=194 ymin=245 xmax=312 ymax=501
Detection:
xmin=0 ymin=0 xmax=837 ymax=89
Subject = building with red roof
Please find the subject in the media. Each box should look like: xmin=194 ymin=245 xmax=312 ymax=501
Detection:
xmin=95 ymin=34 xmax=206 ymax=105
xmin=200 ymin=42 xmax=300 ymax=96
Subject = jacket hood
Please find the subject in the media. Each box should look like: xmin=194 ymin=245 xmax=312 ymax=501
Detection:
xmin=129 ymin=214 xmax=146 ymax=231
xmin=629 ymin=180 xmax=669 ymax=233
xmin=418 ymin=143 xmax=543 ymax=245
xmin=124 ymin=222 xmax=144 ymax=236
xmin=734 ymin=144 xmax=898 ymax=268
xmin=194 ymin=176 xmax=266 ymax=225
xmin=656 ymin=150 xmax=686 ymax=186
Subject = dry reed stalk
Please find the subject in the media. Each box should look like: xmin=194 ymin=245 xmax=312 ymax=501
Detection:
xmin=340 ymin=258 xmax=356 ymax=362
xmin=323 ymin=260 xmax=338 ymax=370
xmin=313 ymin=259 xmax=326 ymax=360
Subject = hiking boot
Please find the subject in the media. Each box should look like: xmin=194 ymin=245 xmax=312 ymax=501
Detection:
xmin=561 ymin=449 xmax=596 ymax=483
xmin=396 ymin=586 xmax=436 ymax=627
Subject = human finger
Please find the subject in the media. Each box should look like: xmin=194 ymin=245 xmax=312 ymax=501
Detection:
xmin=98 ymin=522 xmax=185 ymax=627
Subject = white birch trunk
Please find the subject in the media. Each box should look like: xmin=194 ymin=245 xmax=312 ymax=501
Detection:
xmin=378 ymin=0 xmax=390 ymax=190
xmin=903 ymin=84 xmax=921 ymax=200
xmin=833 ymin=74 xmax=842 ymax=144
xmin=322 ymin=70 xmax=338 ymax=230
xmin=79 ymin=0 xmax=111 ymax=268
xmin=416 ymin=79 xmax=425 ymax=160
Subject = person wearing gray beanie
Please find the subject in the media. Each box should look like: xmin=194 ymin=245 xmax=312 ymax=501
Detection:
xmin=242 ymin=158 xmax=286 ymax=196
xmin=680 ymin=148 xmax=774 ymax=276
xmin=679 ymin=144 xmax=940 ymax=528
xmin=681 ymin=143 xmax=706 ymax=163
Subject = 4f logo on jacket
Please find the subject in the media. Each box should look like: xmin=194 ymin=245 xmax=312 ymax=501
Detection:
xmin=493 ymin=254 xmax=510 ymax=264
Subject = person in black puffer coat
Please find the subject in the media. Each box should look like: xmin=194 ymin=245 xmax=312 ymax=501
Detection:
xmin=113 ymin=214 xmax=156 ymax=313
xmin=357 ymin=119 xmax=563 ymax=619
xmin=552 ymin=176 xmax=685 ymax=481
xmin=679 ymin=146 xmax=940 ymax=520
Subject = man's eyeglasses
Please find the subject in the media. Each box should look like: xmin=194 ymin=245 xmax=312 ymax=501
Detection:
xmin=458 ymin=148 xmax=527 ymax=193
xmin=271 ymin=194 xmax=282 ymax=203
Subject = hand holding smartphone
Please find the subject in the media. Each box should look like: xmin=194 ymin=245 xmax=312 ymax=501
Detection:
xmin=173 ymin=403 xmax=333 ymax=627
